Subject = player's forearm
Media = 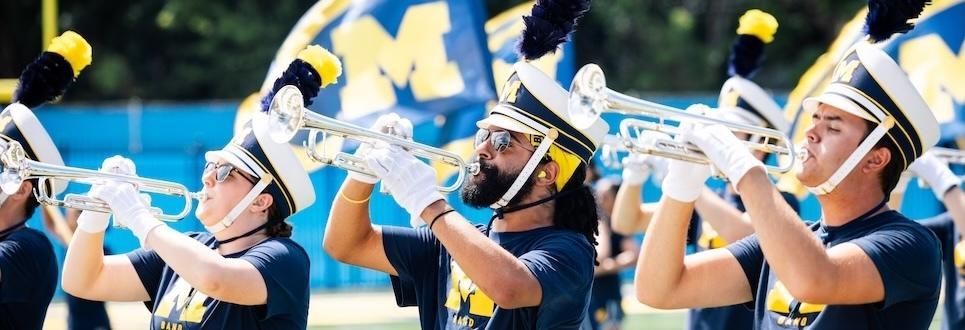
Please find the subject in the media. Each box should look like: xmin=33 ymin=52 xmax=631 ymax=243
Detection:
xmin=145 ymin=226 xmax=234 ymax=289
xmin=612 ymin=184 xmax=646 ymax=235
xmin=737 ymin=169 xmax=832 ymax=293
xmin=324 ymin=179 xmax=377 ymax=261
xmin=694 ymin=188 xmax=754 ymax=243
xmin=943 ymin=188 xmax=965 ymax=234
xmin=62 ymin=230 xmax=107 ymax=297
xmin=634 ymin=196 xmax=695 ymax=305
xmin=422 ymin=200 xmax=541 ymax=308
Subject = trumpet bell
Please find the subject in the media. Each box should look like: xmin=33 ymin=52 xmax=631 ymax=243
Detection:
xmin=568 ymin=63 xmax=608 ymax=129
xmin=0 ymin=140 xmax=29 ymax=194
xmin=268 ymin=85 xmax=306 ymax=144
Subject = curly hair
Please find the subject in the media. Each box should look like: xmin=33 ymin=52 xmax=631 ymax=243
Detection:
xmin=552 ymin=163 xmax=600 ymax=265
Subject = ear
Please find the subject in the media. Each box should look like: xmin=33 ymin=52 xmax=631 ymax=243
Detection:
xmin=534 ymin=161 xmax=559 ymax=188
xmin=862 ymin=146 xmax=891 ymax=175
xmin=248 ymin=193 xmax=274 ymax=214
xmin=9 ymin=181 xmax=33 ymax=202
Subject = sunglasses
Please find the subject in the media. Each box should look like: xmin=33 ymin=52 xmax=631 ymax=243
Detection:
xmin=474 ymin=129 xmax=537 ymax=153
xmin=203 ymin=162 xmax=258 ymax=184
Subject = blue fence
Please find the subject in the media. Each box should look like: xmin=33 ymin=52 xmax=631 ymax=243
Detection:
xmin=27 ymin=97 xmax=946 ymax=293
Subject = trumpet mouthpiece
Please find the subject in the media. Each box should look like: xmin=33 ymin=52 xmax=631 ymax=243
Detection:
xmin=467 ymin=163 xmax=480 ymax=176
xmin=190 ymin=191 xmax=206 ymax=201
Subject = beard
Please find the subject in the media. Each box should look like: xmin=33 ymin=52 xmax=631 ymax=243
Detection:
xmin=460 ymin=159 xmax=535 ymax=208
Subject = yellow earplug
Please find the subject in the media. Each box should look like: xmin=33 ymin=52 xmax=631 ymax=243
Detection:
xmin=538 ymin=171 xmax=547 ymax=179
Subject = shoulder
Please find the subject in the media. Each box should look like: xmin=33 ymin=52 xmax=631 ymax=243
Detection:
xmin=3 ymin=227 xmax=54 ymax=252
xmin=246 ymin=237 xmax=310 ymax=263
xmin=527 ymin=228 xmax=594 ymax=261
xmin=853 ymin=211 xmax=941 ymax=258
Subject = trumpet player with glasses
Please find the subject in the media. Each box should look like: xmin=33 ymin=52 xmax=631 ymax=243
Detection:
xmin=0 ymin=31 xmax=91 ymax=330
xmin=62 ymin=46 xmax=337 ymax=329
xmin=634 ymin=2 xmax=944 ymax=328
xmin=611 ymin=10 xmax=800 ymax=329
xmin=323 ymin=1 xmax=607 ymax=327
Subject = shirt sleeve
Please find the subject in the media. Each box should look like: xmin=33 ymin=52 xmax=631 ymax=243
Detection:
xmin=240 ymin=239 xmax=310 ymax=320
xmin=518 ymin=233 xmax=594 ymax=310
xmin=726 ymin=234 xmax=764 ymax=301
xmin=381 ymin=225 xmax=440 ymax=307
xmin=0 ymin=232 xmax=52 ymax=302
xmin=126 ymin=247 xmax=165 ymax=304
xmin=849 ymin=223 xmax=942 ymax=309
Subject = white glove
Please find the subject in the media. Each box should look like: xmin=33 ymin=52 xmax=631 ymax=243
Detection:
xmin=622 ymin=154 xmax=652 ymax=186
xmin=363 ymin=144 xmax=444 ymax=223
xmin=348 ymin=113 xmax=414 ymax=184
xmin=682 ymin=122 xmax=764 ymax=192
xmin=90 ymin=181 xmax=162 ymax=248
xmin=77 ymin=156 xmax=138 ymax=233
xmin=661 ymin=158 xmax=712 ymax=202
xmin=909 ymin=152 xmax=960 ymax=201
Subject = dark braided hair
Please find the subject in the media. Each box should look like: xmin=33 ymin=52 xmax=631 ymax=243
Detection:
xmin=552 ymin=163 xmax=600 ymax=265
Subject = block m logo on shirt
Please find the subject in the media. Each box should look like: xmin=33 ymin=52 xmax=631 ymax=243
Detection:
xmin=445 ymin=260 xmax=495 ymax=322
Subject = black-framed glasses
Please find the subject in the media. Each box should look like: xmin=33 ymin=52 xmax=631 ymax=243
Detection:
xmin=203 ymin=162 xmax=258 ymax=184
xmin=474 ymin=129 xmax=536 ymax=153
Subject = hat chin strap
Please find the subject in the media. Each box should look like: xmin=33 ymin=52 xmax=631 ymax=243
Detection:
xmin=490 ymin=130 xmax=557 ymax=209
xmin=205 ymin=177 xmax=272 ymax=233
xmin=806 ymin=117 xmax=894 ymax=195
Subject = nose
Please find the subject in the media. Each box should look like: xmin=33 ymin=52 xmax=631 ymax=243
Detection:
xmin=804 ymin=123 xmax=819 ymax=144
xmin=201 ymin=168 xmax=215 ymax=188
xmin=475 ymin=138 xmax=493 ymax=161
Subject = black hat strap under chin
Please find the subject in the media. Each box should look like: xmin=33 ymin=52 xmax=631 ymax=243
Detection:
xmin=216 ymin=219 xmax=277 ymax=246
xmin=487 ymin=185 xmax=587 ymax=234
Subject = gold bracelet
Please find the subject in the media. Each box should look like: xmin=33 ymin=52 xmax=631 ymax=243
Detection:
xmin=340 ymin=190 xmax=372 ymax=204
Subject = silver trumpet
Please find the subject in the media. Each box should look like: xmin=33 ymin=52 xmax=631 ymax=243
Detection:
xmin=567 ymin=63 xmax=795 ymax=175
xmin=0 ymin=140 xmax=199 ymax=221
xmin=267 ymin=85 xmax=479 ymax=193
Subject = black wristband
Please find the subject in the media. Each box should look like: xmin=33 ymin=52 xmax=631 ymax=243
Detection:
xmin=429 ymin=209 xmax=456 ymax=230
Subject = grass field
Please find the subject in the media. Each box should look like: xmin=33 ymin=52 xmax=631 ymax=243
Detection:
xmin=44 ymin=289 xmax=944 ymax=329
xmin=310 ymin=312 xmax=688 ymax=330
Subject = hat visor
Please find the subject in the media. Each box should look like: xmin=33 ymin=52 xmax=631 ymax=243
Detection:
xmin=476 ymin=109 xmax=541 ymax=136
xmin=204 ymin=150 xmax=259 ymax=178
xmin=802 ymin=93 xmax=875 ymax=122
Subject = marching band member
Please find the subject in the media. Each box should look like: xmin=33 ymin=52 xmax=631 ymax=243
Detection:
xmin=611 ymin=11 xmax=801 ymax=329
xmin=324 ymin=0 xmax=607 ymax=327
xmin=587 ymin=177 xmax=638 ymax=330
xmin=903 ymin=151 xmax=965 ymax=330
xmin=0 ymin=31 xmax=91 ymax=330
xmin=62 ymin=45 xmax=337 ymax=329
xmin=634 ymin=1 xmax=943 ymax=328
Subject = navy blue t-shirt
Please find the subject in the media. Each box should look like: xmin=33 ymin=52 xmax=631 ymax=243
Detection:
xmin=686 ymin=191 xmax=800 ymax=330
xmin=0 ymin=226 xmax=57 ymax=330
xmin=127 ymin=232 xmax=310 ymax=329
xmin=728 ymin=210 xmax=941 ymax=329
xmin=921 ymin=214 xmax=965 ymax=330
xmin=383 ymin=224 xmax=594 ymax=329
